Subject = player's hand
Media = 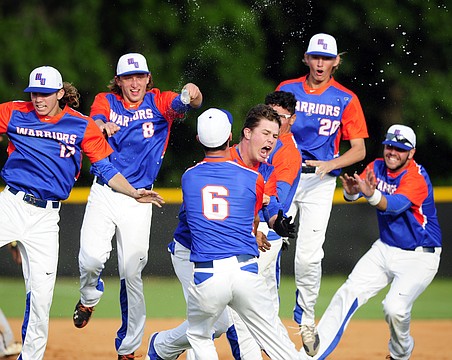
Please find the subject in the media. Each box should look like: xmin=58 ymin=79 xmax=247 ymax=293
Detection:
xmin=256 ymin=231 xmax=271 ymax=252
xmin=353 ymin=166 xmax=376 ymax=197
xmin=340 ymin=173 xmax=360 ymax=195
xmin=272 ymin=210 xmax=296 ymax=239
xmin=134 ymin=189 xmax=165 ymax=207
xmin=306 ymin=159 xmax=335 ymax=180
xmin=263 ymin=194 xmax=270 ymax=206
xmin=96 ymin=120 xmax=120 ymax=137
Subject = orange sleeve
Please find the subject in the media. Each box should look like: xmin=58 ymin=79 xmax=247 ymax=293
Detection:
xmin=340 ymin=95 xmax=368 ymax=140
xmin=80 ymin=117 xmax=114 ymax=163
xmin=272 ymin=137 xmax=302 ymax=185
xmin=0 ymin=102 xmax=17 ymax=132
xmin=89 ymin=93 xmax=112 ymax=122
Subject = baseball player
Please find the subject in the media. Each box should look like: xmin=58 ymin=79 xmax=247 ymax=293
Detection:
xmin=276 ymin=33 xmax=368 ymax=356
xmin=74 ymin=53 xmax=202 ymax=360
xmin=162 ymin=107 xmax=302 ymax=360
xmin=230 ymin=91 xmax=302 ymax=358
xmin=147 ymin=105 xmax=295 ymax=360
xmin=0 ymin=66 xmax=163 ymax=360
xmin=302 ymin=124 xmax=442 ymax=360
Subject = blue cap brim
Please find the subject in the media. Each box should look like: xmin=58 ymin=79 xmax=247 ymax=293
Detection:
xmin=382 ymin=140 xmax=412 ymax=151
xmin=24 ymin=87 xmax=60 ymax=94
xmin=306 ymin=51 xmax=337 ymax=58
xmin=116 ymin=70 xmax=150 ymax=76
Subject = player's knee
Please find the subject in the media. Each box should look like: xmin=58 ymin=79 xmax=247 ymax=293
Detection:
xmin=383 ymin=299 xmax=409 ymax=323
xmin=79 ymin=254 xmax=104 ymax=273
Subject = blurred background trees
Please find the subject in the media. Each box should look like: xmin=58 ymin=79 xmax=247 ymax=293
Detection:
xmin=0 ymin=0 xmax=450 ymax=187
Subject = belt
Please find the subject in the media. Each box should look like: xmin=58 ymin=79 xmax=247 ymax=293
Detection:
xmin=194 ymin=254 xmax=255 ymax=268
xmin=301 ymin=165 xmax=316 ymax=174
xmin=7 ymin=186 xmax=60 ymax=209
xmin=405 ymin=246 xmax=438 ymax=253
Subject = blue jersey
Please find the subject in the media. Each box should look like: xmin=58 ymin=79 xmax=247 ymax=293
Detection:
xmin=90 ymin=88 xmax=186 ymax=189
xmin=364 ymin=158 xmax=441 ymax=249
xmin=182 ymin=157 xmax=265 ymax=263
xmin=0 ymin=101 xmax=113 ymax=200
xmin=277 ymin=75 xmax=368 ymax=176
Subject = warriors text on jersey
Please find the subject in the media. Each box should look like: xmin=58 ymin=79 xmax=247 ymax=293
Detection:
xmin=277 ymin=75 xmax=368 ymax=176
xmin=90 ymin=88 xmax=185 ymax=189
xmin=0 ymin=101 xmax=112 ymax=200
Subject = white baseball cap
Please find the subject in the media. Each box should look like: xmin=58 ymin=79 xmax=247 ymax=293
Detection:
xmin=382 ymin=124 xmax=416 ymax=150
xmin=116 ymin=53 xmax=150 ymax=76
xmin=306 ymin=33 xmax=338 ymax=58
xmin=24 ymin=66 xmax=63 ymax=93
xmin=197 ymin=108 xmax=233 ymax=148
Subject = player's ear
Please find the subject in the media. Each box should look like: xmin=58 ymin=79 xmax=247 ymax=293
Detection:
xmin=196 ymin=135 xmax=200 ymax=143
xmin=243 ymin=127 xmax=252 ymax=140
xmin=407 ymin=148 xmax=416 ymax=160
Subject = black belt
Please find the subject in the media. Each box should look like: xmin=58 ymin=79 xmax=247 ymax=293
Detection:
xmin=405 ymin=246 xmax=436 ymax=253
xmin=7 ymin=187 xmax=60 ymax=209
xmin=301 ymin=165 xmax=316 ymax=174
xmin=194 ymin=254 xmax=255 ymax=268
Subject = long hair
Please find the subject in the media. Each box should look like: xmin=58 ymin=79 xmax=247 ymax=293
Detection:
xmin=59 ymin=82 xmax=80 ymax=108
xmin=107 ymin=75 xmax=154 ymax=95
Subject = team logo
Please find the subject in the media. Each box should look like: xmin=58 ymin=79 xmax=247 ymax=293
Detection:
xmin=317 ymin=39 xmax=328 ymax=50
xmin=35 ymin=73 xmax=46 ymax=85
xmin=127 ymin=58 xmax=139 ymax=69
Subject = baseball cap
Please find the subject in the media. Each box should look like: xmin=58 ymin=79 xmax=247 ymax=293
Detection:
xmin=197 ymin=108 xmax=233 ymax=148
xmin=382 ymin=124 xmax=416 ymax=151
xmin=116 ymin=53 xmax=150 ymax=76
xmin=24 ymin=66 xmax=63 ymax=93
xmin=306 ymin=33 xmax=338 ymax=58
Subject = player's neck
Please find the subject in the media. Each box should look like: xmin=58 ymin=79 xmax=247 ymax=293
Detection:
xmin=236 ymin=142 xmax=257 ymax=168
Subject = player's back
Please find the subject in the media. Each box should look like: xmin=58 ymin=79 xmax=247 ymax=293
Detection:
xmin=182 ymin=159 xmax=264 ymax=263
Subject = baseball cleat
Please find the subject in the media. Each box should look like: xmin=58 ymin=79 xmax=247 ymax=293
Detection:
xmin=73 ymin=300 xmax=94 ymax=328
xmin=118 ymin=353 xmax=137 ymax=359
xmin=300 ymin=324 xmax=320 ymax=357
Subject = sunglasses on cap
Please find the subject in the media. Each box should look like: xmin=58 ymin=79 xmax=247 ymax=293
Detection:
xmin=384 ymin=133 xmax=413 ymax=148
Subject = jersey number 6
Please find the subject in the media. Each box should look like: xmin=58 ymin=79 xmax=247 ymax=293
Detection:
xmin=202 ymin=185 xmax=230 ymax=220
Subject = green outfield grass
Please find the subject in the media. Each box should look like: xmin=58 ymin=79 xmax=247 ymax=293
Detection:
xmin=1 ymin=276 xmax=451 ymax=320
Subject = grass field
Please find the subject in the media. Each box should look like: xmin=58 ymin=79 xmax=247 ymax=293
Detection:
xmin=1 ymin=275 xmax=451 ymax=320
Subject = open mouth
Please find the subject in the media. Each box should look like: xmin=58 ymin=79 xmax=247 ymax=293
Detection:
xmin=260 ymin=146 xmax=272 ymax=158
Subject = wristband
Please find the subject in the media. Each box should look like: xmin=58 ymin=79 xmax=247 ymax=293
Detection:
xmin=365 ymin=189 xmax=382 ymax=206
xmin=343 ymin=189 xmax=359 ymax=202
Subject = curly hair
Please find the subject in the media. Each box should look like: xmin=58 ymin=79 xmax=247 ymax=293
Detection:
xmin=59 ymin=82 xmax=80 ymax=108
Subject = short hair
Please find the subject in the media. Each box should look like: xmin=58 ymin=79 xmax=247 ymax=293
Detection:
xmin=264 ymin=91 xmax=296 ymax=114
xmin=240 ymin=104 xmax=281 ymax=140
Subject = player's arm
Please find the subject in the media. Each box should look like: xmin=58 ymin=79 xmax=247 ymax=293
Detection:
xmin=307 ymin=137 xmax=366 ymax=179
xmin=91 ymin=158 xmax=165 ymax=206
xmin=90 ymin=94 xmax=120 ymax=137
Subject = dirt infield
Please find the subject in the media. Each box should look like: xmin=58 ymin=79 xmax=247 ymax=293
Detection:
xmin=9 ymin=318 xmax=452 ymax=359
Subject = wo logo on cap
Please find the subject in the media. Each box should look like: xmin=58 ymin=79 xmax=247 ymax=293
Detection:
xmin=317 ymin=39 xmax=329 ymax=50
xmin=35 ymin=73 xmax=46 ymax=85
xmin=127 ymin=58 xmax=140 ymax=69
